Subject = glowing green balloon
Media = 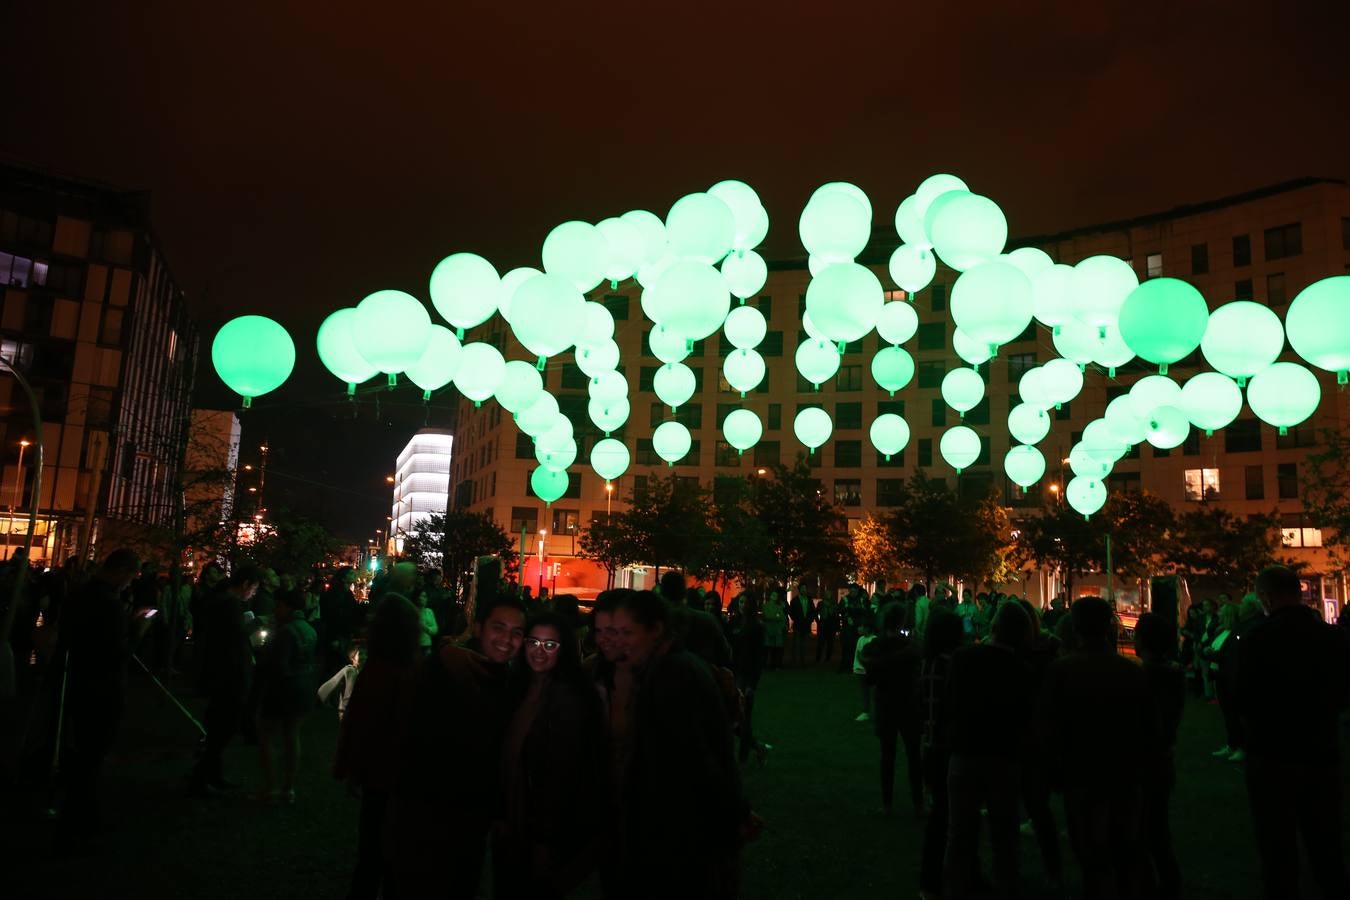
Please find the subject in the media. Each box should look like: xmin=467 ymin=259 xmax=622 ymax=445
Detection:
xmin=724 ymin=348 xmax=766 ymax=394
xmin=530 ymin=467 xmax=569 ymax=505
xmin=1080 ymin=420 xmax=1127 ymax=464
xmin=1200 ymin=301 xmax=1284 ymax=384
xmin=1118 ymin=278 xmax=1209 ymax=371
xmin=888 ymin=244 xmax=936 ymax=294
xmin=648 ymin=324 xmax=691 ymax=364
xmin=953 ymin=329 xmax=994 ymax=366
xmin=453 ymin=342 xmax=505 ymax=404
xmin=1040 ymin=358 xmax=1084 ymax=406
xmin=316 ymin=308 xmax=378 ymax=392
xmin=1103 ymin=396 xmax=1147 ymax=445
xmin=1066 ymin=476 xmax=1107 ymax=518
xmin=893 ymin=195 xmax=929 ymax=249
xmin=1180 ymin=372 xmax=1242 ymax=435
xmin=579 ymin=302 xmax=616 ymax=344
xmin=1004 ymin=445 xmax=1046 ymax=488
xmin=429 ymin=252 xmax=501 ymax=332
xmin=536 ymin=435 xmax=577 ymax=473
xmin=797 ymin=338 xmax=842 ymax=387
xmin=542 ymin=221 xmax=606 ymax=293
xmin=708 ymin=180 xmax=766 ymax=251
xmin=498 ymin=267 xmax=542 ymax=324
xmin=1071 ymin=256 xmax=1138 ymax=332
xmin=654 ymin=363 xmax=696 ymax=409
xmin=929 ymin=192 xmax=1008 ymax=272
xmin=1008 ymin=403 xmax=1051 ymax=445
xmin=724 ymin=305 xmax=767 ymax=349
xmin=808 ymin=253 xmax=851 ymax=277
xmin=212 ymin=315 xmax=295 ymax=406
xmin=1129 ymin=375 xmax=1182 ymax=420
xmin=1019 ymin=368 xmax=1055 ymax=412
xmin=951 ymin=260 xmax=1033 ymax=350
xmin=642 ymin=261 xmax=730 ymax=341
xmin=510 ymin=274 xmax=585 ymax=360
xmin=353 ymin=290 xmax=432 ymax=375
xmin=653 ymin=420 xmax=693 ymax=465
xmin=588 ymin=396 xmax=630 ymax=434
xmin=1051 ymin=318 xmax=1099 ymax=366
xmin=876 ymin=301 xmax=919 ymax=346
xmin=495 ymin=360 xmax=544 ymax=414
xmin=1031 ymin=264 xmax=1076 ymax=331
xmin=721 ymin=250 xmax=768 ymax=300
xmin=518 ymin=392 xmax=560 ymax=437
xmin=812 ymin=182 xmax=873 ymax=219
xmin=793 ymin=406 xmax=833 ymax=452
xmin=1246 ymin=362 xmax=1321 ymax=435
xmin=1069 ymin=443 xmax=1111 ymax=479
xmin=869 ymin=413 xmax=911 ymax=459
xmin=590 ymin=437 xmax=630 ymax=482
xmin=939 ymin=425 xmax=981 ymax=472
xmin=871 ymin=347 xmax=914 ymax=394
xmin=941 ymin=367 xmax=985 ymax=415
xmin=666 ymin=192 xmax=734 ymax=264
xmin=588 ymin=370 xmax=628 ymax=404
xmin=1005 ymin=247 xmax=1053 ymax=279
xmin=404 ymin=325 xmax=463 ymax=396
xmin=799 ymin=190 xmax=869 ymax=259
xmin=576 ymin=338 xmax=621 ymax=379
xmin=1145 ymin=406 xmax=1190 ymax=450
xmin=596 ymin=217 xmax=644 ymax=283
xmin=801 ymin=310 xmax=829 ymax=342
xmin=1092 ymin=325 xmax=1136 ymax=374
xmin=914 ymin=174 xmax=969 ymax=216
xmin=1286 ymin=276 xmax=1350 ymax=381
xmin=620 ymin=210 xmax=667 ymax=267
xmin=722 ymin=409 xmax=763 ymax=453
xmin=805 ymin=262 xmax=884 ymax=343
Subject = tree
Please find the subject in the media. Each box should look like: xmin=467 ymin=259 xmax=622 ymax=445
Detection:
xmin=1101 ymin=491 xmax=1176 ymax=581
xmin=402 ymin=509 xmax=516 ymax=595
xmin=578 ymin=516 xmax=642 ymax=588
xmin=706 ymin=475 xmax=775 ymax=591
xmin=1015 ymin=503 xmax=1107 ymax=599
xmin=1301 ymin=428 xmax=1350 ymax=571
xmin=887 ymin=471 xmax=1012 ymax=589
xmin=852 ymin=512 xmax=899 ymax=587
xmin=620 ymin=471 xmax=714 ymax=577
xmin=242 ymin=509 xmax=340 ymax=575
xmin=747 ymin=456 xmax=853 ymax=587
xmin=1167 ymin=507 xmax=1284 ymax=592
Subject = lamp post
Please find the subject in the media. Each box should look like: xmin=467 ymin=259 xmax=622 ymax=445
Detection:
xmin=5 ymin=438 xmax=29 ymax=557
xmin=537 ymin=529 xmax=547 ymax=595
xmin=605 ymin=482 xmax=613 ymax=521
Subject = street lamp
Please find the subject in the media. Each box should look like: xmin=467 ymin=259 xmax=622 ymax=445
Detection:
xmin=756 ymin=468 xmax=767 ymax=476
xmin=605 ymin=482 xmax=614 ymax=519
xmin=537 ymin=529 xmax=547 ymax=594
xmin=13 ymin=439 xmax=29 ymax=510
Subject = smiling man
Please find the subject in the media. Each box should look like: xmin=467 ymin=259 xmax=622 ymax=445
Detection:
xmin=384 ymin=596 xmax=527 ymax=899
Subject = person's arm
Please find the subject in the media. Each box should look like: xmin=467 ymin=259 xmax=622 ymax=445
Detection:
xmin=317 ymin=665 xmax=349 ymax=703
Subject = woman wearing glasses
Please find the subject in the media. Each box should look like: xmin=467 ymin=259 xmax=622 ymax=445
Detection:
xmin=494 ymin=611 xmax=604 ymax=898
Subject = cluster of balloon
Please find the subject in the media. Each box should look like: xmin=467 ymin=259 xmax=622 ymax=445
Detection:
xmin=212 ymin=315 xmax=296 ymax=408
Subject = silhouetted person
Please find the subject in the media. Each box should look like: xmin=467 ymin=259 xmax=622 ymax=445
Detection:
xmin=1039 ymin=596 xmax=1151 ymax=900
xmin=55 ymin=548 xmax=141 ymax=851
xmin=1238 ymin=565 xmax=1350 ymax=900
xmin=1016 ymin=599 xmax=1064 ymax=890
xmin=787 ymin=586 xmax=813 ymax=667
xmin=320 ymin=568 xmax=359 ymax=677
xmin=863 ymin=602 xmax=922 ymax=816
xmin=729 ymin=592 xmax=767 ymax=764
xmin=660 ymin=570 xmax=732 ymax=669
xmin=1135 ymin=612 xmax=1185 ymax=900
xmin=917 ymin=609 xmax=963 ymax=900
xmin=815 ymin=593 xmax=838 ymax=663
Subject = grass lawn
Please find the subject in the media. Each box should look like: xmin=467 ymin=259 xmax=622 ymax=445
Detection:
xmin=4 ymin=656 xmax=1346 ymax=899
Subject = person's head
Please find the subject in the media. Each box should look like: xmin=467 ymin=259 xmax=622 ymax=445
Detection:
xmin=741 ymin=591 xmax=762 ymax=619
xmin=879 ymin=601 xmax=908 ymax=636
xmin=798 ymin=584 xmax=812 ymax=600
xmin=347 ymin=644 xmax=364 ymax=668
xmin=275 ymin=588 xmax=305 ymax=623
xmin=593 ymin=589 xmax=634 ymax=665
xmin=1134 ymin=612 xmax=1174 ymax=663
xmin=1017 ymin=598 xmax=1043 ymax=639
xmin=911 ymin=583 xmax=928 ymax=601
xmin=423 ymin=569 xmax=441 ymax=587
xmin=964 ymin=589 xmax=975 ymax=602
xmin=475 ymin=597 xmax=527 ymax=663
xmin=924 ymin=608 xmax=964 ymax=658
xmin=1218 ymin=603 xmax=1239 ymax=630
xmin=366 ymin=594 xmax=422 ymax=665
xmin=521 ymin=585 xmax=533 ymax=599
xmin=658 ymin=570 xmax=686 ymax=605
xmin=199 ymin=561 xmax=225 ymax=588
xmin=340 ymin=567 xmax=358 ymax=587
xmin=1254 ymin=565 xmax=1302 ymax=614
xmin=611 ymin=590 xmax=669 ymax=669
xmin=279 ymin=572 xmax=296 ymax=592
xmin=1238 ymin=592 xmax=1264 ymax=622
xmin=263 ymin=568 xmax=280 ymax=592
xmin=991 ymin=601 xmax=1032 ymax=650
xmin=1070 ymin=596 xmax=1115 ymax=652
xmin=1203 ymin=598 xmax=1218 ymax=615
xmin=1217 ymin=592 xmax=1231 ymax=606
xmin=521 ymin=610 xmax=581 ymax=678
xmin=704 ymin=591 xmax=722 ymax=613
xmin=100 ymin=548 xmax=141 ymax=592
xmin=228 ymin=564 xmax=264 ymax=601
xmin=1050 ymin=594 xmax=1066 ymax=611
xmin=387 ymin=561 xmax=418 ymax=598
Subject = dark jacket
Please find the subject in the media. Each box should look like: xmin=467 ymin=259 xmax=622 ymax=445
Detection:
xmin=333 ymin=653 xmax=418 ymax=792
xmin=1038 ymin=650 xmax=1152 ymax=789
xmin=863 ymin=633 xmax=921 ymax=733
xmin=511 ymin=677 xmax=604 ymax=853
xmin=669 ymin=604 xmax=733 ymax=669
xmin=62 ymin=577 xmax=132 ymax=711
xmin=255 ymin=618 xmax=318 ymax=718
xmin=319 ymin=583 xmax=357 ymax=643
xmin=947 ymin=643 xmax=1030 ymax=760
xmin=731 ymin=619 xmax=767 ymax=688
xmin=1237 ymin=604 xmax=1350 ymax=763
xmin=194 ymin=587 xmax=252 ymax=697
xmin=1141 ymin=660 xmax=1186 ymax=767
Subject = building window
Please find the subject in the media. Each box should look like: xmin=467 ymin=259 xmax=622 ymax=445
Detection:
xmin=767 ymin=403 xmax=781 ymax=430
xmin=877 ymin=478 xmax=904 ymax=507
xmin=1007 ymin=352 xmax=1036 ymax=383
xmin=878 ymin=399 xmax=905 ymax=417
xmin=917 ymin=322 xmax=945 ymax=350
xmin=674 ymin=404 xmax=702 ymax=429
xmin=756 ymin=296 xmax=772 ymax=318
xmin=551 ymin=508 xmax=580 ymax=535
xmin=639 ymin=366 xmax=660 ymax=392
xmin=834 ymin=440 xmax=862 ymax=468
xmin=636 ymin=439 xmax=659 ymax=466
xmin=1232 ymin=234 xmax=1251 ymax=267
xmin=1235 ymin=278 xmax=1254 ymax=300
xmin=1182 ymin=430 xmax=1201 ymax=456
xmin=834 ymin=479 xmax=862 ymax=507
xmin=965 ymin=397 xmax=991 ymax=426
xmin=876 ymin=449 xmax=904 ymax=467
xmin=1055 ymin=402 xmax=1072 ymax=421
xmin=917 ymin=360 xmax=945 ymax=388
xmin=1191 ymin=243 xmax=1209 ymax=275
xmin=1266 ymin=272 xmax=1287 ymax=306
xmin=798 ymin=295 xmax=808 ymax=318
xmin=715 ymin=440 xmax=741 ymax=467
xmin=917 ymin=438 xmax=932 ymax=467
xmin=649 ymin=402 xmax=666 ymax=428
xmin=510 ymin=507 xmax=538 ymax=535
xmin=560 ymin=362 xmax=590 ymax=390
xmin=931 ymin=284 xmax=947 ymax=311
xmin=931 ymin=398 xmax=947 ymax=427
xmin=633 ymin=475 xmax=649 ymax=502
xmin=837 ymin=365 xmax=862 ymax=391
xmin=1107 ymin=472 xmax=1142 ymax=493
xmin=1281 ymin=512 xmax=1322 ymax=549
xmin=761 ymin=331 xmax=784 ymax=357
xmin=715 ymin=402 xmax=737 ymax=425
xmin=1245 ymin=465 xmax=1265 ymax=500
xmin=515 ymin=433 xmax=534 ymax=459
xmin=1275 ymin=423 xmax=1317 ymax=449
xmin=836 ymin=401 xmax=862 ymax=429
xmin=753 ymin=441 xmax=780 ymax=466
xmin=1146 ymin=253 xmax=1163 ymax=278
xmin=23 ymin=296 xmax=54 ymax=335
xmin=1224 ymin=418 xmax=1262 ymax=453
xmin=603 ymin=294 xmax=629 ymax=319
xmin=1264 ymin=222 xmax=1302 ymax=261
xmin=1183 ymin=468 xmax=1220 ymax=501
xmin=1277 ymin=462 xmax=1298 ymax=499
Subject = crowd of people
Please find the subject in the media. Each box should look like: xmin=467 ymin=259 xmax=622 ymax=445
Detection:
xmin=4 ymin=548 xmax=1348 ymax=900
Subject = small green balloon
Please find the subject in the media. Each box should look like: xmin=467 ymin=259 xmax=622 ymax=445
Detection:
xmin=1008 ymin=403 xmax=1051 ymax=445
xmin=1145 ymin=406 xmax=1190 ymax=450
xmin=721 ymin=249 xmax=768 ymax=300
xmin=876 ymin=301 xmax=919 ymax=346
xmin=590 ymin=438 xmax=630 ymax=482
xmin=1004 ymin=445 xmax=1046 ymax=488
xmin=888 ymin=243 xmax=936 ymax=294
xmin=453 ymin=343 xmax=505 ymax=403
xmin=1071 ymin=255 xmax=1138 ymax=331
xmin=653 ymin=363 xmax=696 ymax=409
xmin=928 ymin=193 xmax=1008 ymax=272
xmin=800 ymin=188 xmax=870 ymax=259
xmin=495 ymin=360 xmax=544 ymax=414
xmin=1200 ymin=301 xmax=1284 ymax=383
xmin=353 ymin=290 xmax=432 ymax=375
xmin=530 ymin=467 xmax=570 ymax=505
xmin=1179 ymin=372 xmax=1243 ymax=434
xmin=1066 ymin=476 xmax=1106 ymax=518
xmin=724 ymin=348 xmax=766 ymax=394
xmin=429 ymin=252 xmax=501 ymax=332
xmin=1040 ymin=358 xmax=1084 ymax=406
xmin=951 ymin=260 xmax=1032 ymax=349
xmin=1282 ymin=276 xmax=1350 ymax=379
xmin=666 ymin=193 xmax=735 ymax=265
xmin=542 ymin=221 xmax=607 ymax=293
xmin=404 ymin=325 xmax=463 ymax=394
xmin=869 ymin=414 xmax=911 ymax=457
xmin=939 ymin=425 xmax=981 ymax=472
xmin=212 ymin=315 xmax=295 ymax=406
xmin=642 ymin=261 xmax=730 ymax=341
xmin=941 ymin=367 xmax=985 ymax=414
xmin=588 ymin=396 xmax=630 ymax=433
xmin=316 ymin=308 xmax=378 ymax=391
xmin=722 ymin=409 xmax=763 ymax=452
xmin=870 ymin=347 xmax=914 ymax=393
xmin=1246 ymin=362 xmax=1321 ymax=434
xmin=797 ymin=338 xmax=842 ymax=387
xmin=724 ymin=305 xmax=767 ymax=350
xmin=518 ymin=392 xmax=560 ymax=437
xmin=805 ymin=262 xmax=884 ymax=344
xmin=653 ymin=420 xmax=693 ymax=464
xmin=793 ymin=406 xmax=833 ymax=450
xmin=1118 ymin=278 xmax=1209 ymax=369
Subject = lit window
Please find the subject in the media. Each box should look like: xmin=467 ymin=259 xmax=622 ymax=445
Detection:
xmin=1146 ymin=254 xmax=1163 ymax=278
xmin=1183 ymin=468 xmax=1220 ymax=501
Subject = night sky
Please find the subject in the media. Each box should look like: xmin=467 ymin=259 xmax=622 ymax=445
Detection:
xmin=4 ymin=1 xmax=1348 ymax=540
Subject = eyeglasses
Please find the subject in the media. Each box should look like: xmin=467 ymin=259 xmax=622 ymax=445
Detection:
xmin=525 ymin=637 xmax=561 ymax=653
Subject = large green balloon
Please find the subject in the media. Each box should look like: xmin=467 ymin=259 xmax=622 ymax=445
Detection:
xmin=805 ymin=262 xmax=884 ymax=344
xmin=1118 ymin=278 xmax=1210 ymax=371
xmin=1129 ymin=374 xmax=1182 ymax=420
xmin=1283 ymin=276 xmax=1350 ymax=381
xmin=1031 ymin=264 xmax=1076 ymax=331
xmin=316 ymin=308 xmax=378 ymax=393
xmin=722 ymin=408 xmax=763 ymax=452
xmin=353 ymin=290 xmax=432 ymax=375
xmin=869 ymin=413 xmax=911 ymax=459
xmin=724 ymin=305 xmax=767 ymax=349
xmin=1051 ymin=318 xmax=1099 ymax=366
xmin=530 ymin=467 xmax=569 ymax=505
xmin=1005 ymin=247 xmax=1053 ymax=279
xmin=914 ymin=174 xmax=969 ymax=216
xmin=1144 ymin=406 xmax=1190 ymax=450
xmin=579 ymin=302 xmax=616 ymax=344
xmin=620 ymin=210 xmax=667 ymax=267
xmin=666 ymin=192 xmax=735 ymax=264
xmin=212 ymin=315 xmax=295 ymax=406
xmin=542 ymin=221 xmax=606 ymax=293
xmin=1200 ymin=301 xmax=1284 ymax=385
xmin=404 ymin=325 xmax=463 ymax=396
xmin=536 ymin=435 xmax=577 ymax=472
xmin=951 ymin=260 xmax=1033 ymax=350
xmin=642 ymin=261 xmax=730 ymax=341
xmin=724 ymin=348 xmax=766 ymax=394
xmin=888 ymin=244 xmax=936 ymax=294
xmin=653 ymin=420 xmax=693 ymax=465
xmin=596 ymin=217 xmax=644 ymax=283
xmin=510 ymin=274 xmax=585 ymax=360
xmin=648 ymin=324 xmax=691 ymax=364
xmin=1080 ymin=420 xmax=1127 ymax=464
xmin=797 ymin=338 xmax=841 ymax=387
xmin=708 ymin=180 xmax=765 ymax=251
xmin=939 ymin=425 xmax=981 ymax=472
xmin=453 ymin=342 xmax=504 ymax=404
xmin=721 ymin=250 xmax=768 ymax=300
xmin=498 ymin=266 xmax=542 ymax=324
xmin=929 ymin=193 xmax=1008 ymax=272
xmin=1246 ymin=362 xmax=1321 ymax=434
xmin=876 ymin=301 xmax=919 ymax=346
xmin=1018 ymin=368 xmax=1055 ymax=412
xmin=576 ymin=338 xmax=620 ymax=379
xmin=893 ymin=195 xmax=930 ymax=249
xmin=653 ymin=363 xmax=696 ymax=409
xmin=429 ymin=252 xmax=501 ymax=332
xmin=1040 ymin=358 xmax=1084 ymax=406
xmin=793 ymin=406 xmax=833 ymax=452
xmin=1103 ymin=395 xmax=1147 ymax=445
xmin=518 ymin=392 xmax=560 ymax=436
xmin=588 ymin=370 xmax=628 ymax=404
xmin=1069 ymin=443 xmax=1111 ymax=479
xmin=1071 ymin=256 xmax=1138 ymax=332
xmin=495 ymin=360 xmax=544 ymax=413
xmin=1008 ymin=403 xmax=1051 ymax=445
xmin=870 ymin=347 xmax=914 ymax=394
xmin=1066 ymin=476 xmax=1106 ymax=518
xmin=588 ymin=396 xmax=630 ymax=434
xmin=952 ymin=329 xmax=994 ymax=366
xmin=1004 ymin=445 xmax=1046 ymax=488
xmin=1180 ymin=372 xmax=1243 ymax=435
xmin=800 ymin=189 xmax=870 ymax=259
xmin=590 ymin=438 xmax=630 ymax=482
xmin=941 ymin=367 xmax=985 ymax=415
xmin=1092 ymin=325 xmax=1136 ymax=374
